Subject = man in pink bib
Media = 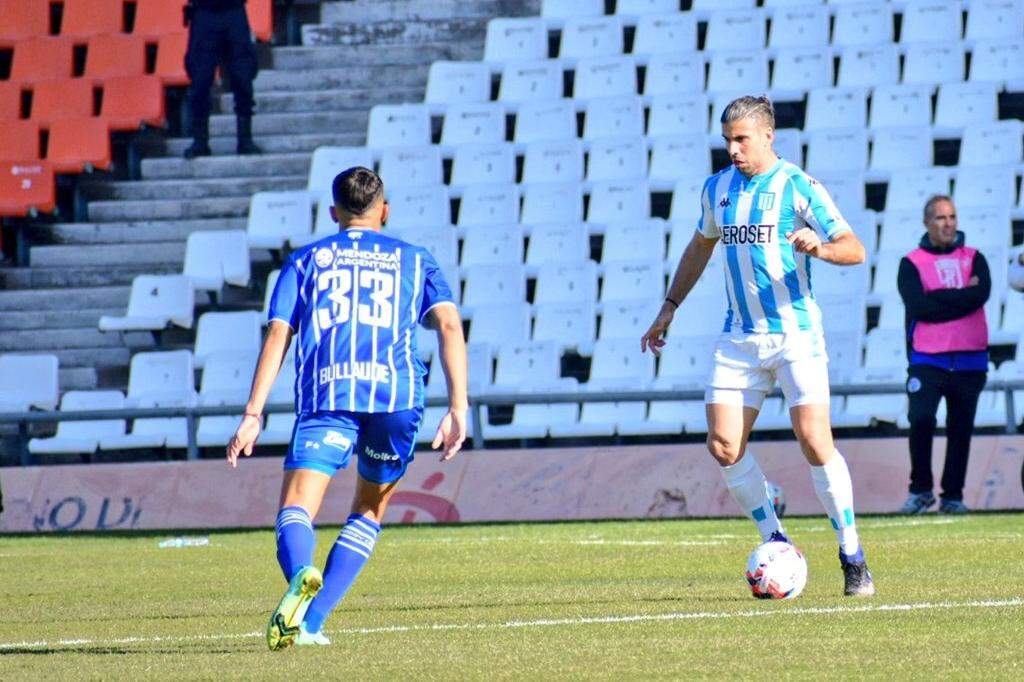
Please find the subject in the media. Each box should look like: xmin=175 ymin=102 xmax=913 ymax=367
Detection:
xmin=897 ymin=195 xmax=990 ymax=515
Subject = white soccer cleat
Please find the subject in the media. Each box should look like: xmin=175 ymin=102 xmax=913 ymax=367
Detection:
xmin=294 ymin=623 xmax=331 ymax=646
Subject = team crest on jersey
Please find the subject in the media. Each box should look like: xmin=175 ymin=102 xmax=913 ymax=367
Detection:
xmin=315 ymin=248 xmax=334 ymax=268
xmin=756 ymin=193 xmax=776 ymax=211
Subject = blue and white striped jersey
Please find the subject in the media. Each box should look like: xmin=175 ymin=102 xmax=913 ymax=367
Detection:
xmin=697 ymin=159 xmax=850 ymax=334
xmin=268 ymin=229 xmax=455 ymax=415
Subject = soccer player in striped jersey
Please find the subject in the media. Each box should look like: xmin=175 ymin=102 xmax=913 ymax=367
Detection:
xmin=227 ymin=167 xmax=468 ymax=648
xmin=641 ymin=96 xmax=875 ymax=597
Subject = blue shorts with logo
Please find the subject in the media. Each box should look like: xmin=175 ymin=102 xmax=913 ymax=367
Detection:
xmin=284 ymin=408 xmax=423 ymax=484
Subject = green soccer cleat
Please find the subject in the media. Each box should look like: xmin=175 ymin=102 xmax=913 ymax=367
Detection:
xmin=294 ymin=623 xmax=331 ymax=647
xmin=266 ymin=566 xmax=323 ymax=651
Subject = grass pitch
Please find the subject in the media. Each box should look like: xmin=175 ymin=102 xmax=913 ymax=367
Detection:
xmin=2 ymin=513 xmax=1023 ymax=679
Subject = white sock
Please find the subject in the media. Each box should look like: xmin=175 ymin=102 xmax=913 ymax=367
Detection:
xmin=810 ymin=451 xmax=861 ymax=557
xmin=720 ymin=453 xmax=783 ymax=542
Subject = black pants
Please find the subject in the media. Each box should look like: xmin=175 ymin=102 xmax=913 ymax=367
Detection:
xmin=906 ymin=364 xmax=987 ymax=501
xmin=185 ymin=6 xmax=258 ymax=124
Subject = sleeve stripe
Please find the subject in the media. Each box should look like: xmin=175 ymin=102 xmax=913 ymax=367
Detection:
xmin=268 ymin=318 xmax=296 ymax=331
xmin=418 ymin=300 xmax=457 ymax=323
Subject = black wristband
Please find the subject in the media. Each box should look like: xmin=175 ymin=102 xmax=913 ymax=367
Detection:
xmin=664 ymin=296 xmax=680 ymax=309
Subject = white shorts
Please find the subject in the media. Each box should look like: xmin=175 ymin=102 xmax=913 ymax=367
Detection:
xmin=705 ymin=331 xmax=830 ymax=410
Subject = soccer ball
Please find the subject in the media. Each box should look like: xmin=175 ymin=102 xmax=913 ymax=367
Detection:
xmin=745 ymin=541 xmax=807 ymax=600
xmin=765 ymin=481 xmax=786 ymax=518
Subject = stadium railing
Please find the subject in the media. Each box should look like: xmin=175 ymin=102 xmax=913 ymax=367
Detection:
xmin=1 ymin=380 xmax=1023 ymax=466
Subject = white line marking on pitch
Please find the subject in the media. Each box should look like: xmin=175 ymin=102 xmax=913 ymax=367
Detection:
xmin=2 ymin=598 xmax=1020 ymax=652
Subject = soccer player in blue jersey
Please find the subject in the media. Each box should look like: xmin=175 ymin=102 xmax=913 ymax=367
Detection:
xmin=227 ymin=167 xmax=468 ymax=649
xmin=641 ymin=96 xmax=875 ymax=596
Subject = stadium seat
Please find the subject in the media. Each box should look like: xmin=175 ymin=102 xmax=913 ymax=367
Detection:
xmin=378 ymin=145 xmax=444 ymax=188
xmin=647 ymin=93 xmax=710 ymax=139
xmin=773 ymin=128 xmax=803 ymax=166
xmin=521 ymin=182 xmax=585 ymax=225
xmin=863 ymin=328 xmax=906 ymax=372
xmin=813 ymin=261 xmax=871 ymax=297
xmin=934 ymin=82 xmax=998 ymax=132
xmin=902 ymin=43 xmax=965 ymax=86
xmin=0 ymin=0 xmax=50 ymax=45
xmin=961 ymin=206 xmax=1012 ymax=249
xmin=306 ymin=146 xmax=373 ymax=198
xmin=0 ymin=82 xmax=23 ymax=121
xmin=462 ymin=264 xmax=526 ymax=310
xmin=548 ymin=399 xmax=639 ymax=438
xmin=810 ymin=170 xmax=865 ymax=216
xmin=818 ymin=293 xmax=867 ymax=337
xmin=771 ymin=47 xmax=834 ymax=95
xmin=654 ymin=335 xmax=718 ymax=389
xmin=28 ymin=390 xmax=127 ymax=456
xmin=879 ymin=211 xmax=924 ymax=253
xmin=457 ymin=183 xmax=519 ymax=227
xmin=194 ymin=311 xmax=262 ymax=369
xmin=246 ymin=190 xmax=312 ymax=249
xmin=832 ymin=2 xmax=893 ymax=47
xmin=804 ymin=87 xmax=867 ymax=131
xmin=631 ymin=14 xmax=698 ymax=58
xmin=667 ymin=174 xmax=708 ymax=228
xmin=99 ymin=350 xmax=195 ymax=450
xmin=196 ymin=351 xmax=259 ymax=447
xmin=425 ymin=61 xmax=491 ymax=110
xmin=133 ymin=0 xmax=188 ymax=37
xmin=525 ymin=223 xmax=589 ymax=266
xmin=871 ymin=251 xmax=903 ymax=297
xmin=514 ymin=100 xmax=577 ymax=144
xmin=823 ymin=330 xmax=862 ymax=383
xmin=154 ymin=32 xmax=189 ymax=86
xmin=692 ymin=0 xmax=754 ymax=9
xmin=0 ymin=161 xmax=55 ymax=216
xmin=1001 ymin=294 xmax=1024 ymax=336
xmin=875 ymin=295 xmax=905 ymax=330
xmin=498 ymin=60 xmax=564 ymax=107
xmin=959 ymin=121 xmax=1023 ymax=166
xmin=441 ymin=102 xmax=507 ymax=147
xmin=706 ymin=51 xmax=769 ymax=95
xmin=183 ymin=229 xmax=251 ymax=291
xmin=366 ymin=104 xmax=431 ymax=149
xmin=461 ymin=223 xmax=524 ymax=267
xmin=533 ymin=301 xmax=597 ymax=354
xmin=969 ymin=40 xmax=1024 ymax=87
xmin=587 ymin=338 xmax=654 ymax=388
xmin=806 ymin=129 xmax=867 ymax=174
xmin=573 ymin=56 xmax=638 ymax=100
xmin=601 ymin=260 xmax=664 ymax=302
xmin=484 ymin=17 xmax=548 ymax=65
xmin=870 ymin=127 xmax=932 ymax=174
xmin=615 ymin=0 xmax=679 ymax=21
xmin=99 ymin=274 xmax=195 ymax=332
xmin=648 ymin=135 xmax=711 ymax=189
xmin=884 ymin=167 xmax=952 ymax=212
xmin=0 ymin=120 xmax=43 ymax=161
xmin=768 ymin=4 xmax=829 ymax=48
xmin=869 ymin=85 xmax=932 ymax=130
xmin=599 ymin=298 xmax=661 ymax=339
xmin=84 ymin=34 xmax=147 ymax=80
xmin=0 ymin=353 xmax=59 ymax=411
xmin=29 ymin=78 xmax=94 ymax=124
xmin=468 ymin=302 xmax=531 ymax=346
xmin=60 ymin=0 xmax=123 ymax=37
xmin=837 ymin=44 xmax=899 ymax=88
xmin=583 ymin=96 xmax=644 ymax=140
xmin=46 ymin=118 xmax=112 ymax=173
xmin=586 ymin=136 xmax=647 ymax=183
xmin=601 ymin=221 xmax=664 ymax=263
xmin=288 ymin=194 xmax=338 ymax=248
xmin=10 ymin=37 xmax=75 ymax=83
xmin=493 ymin=340 xmax=562 ymax=390
xmin=393 ymin=225 xmax=459 ymax=269
xmin=900 ymin=1 xmax=962 ymax=43
xmin=704 ymin=10 xmax=766 ymax=52
xmin=966 ymin=0 xmax=1024 ymax=40
xmin=386 ymin=185 xmax=451 ymax=229
xmin=100 ymin=75 xmax=166 ymax=130
xmin=642 ymin=53 xmax=705 ymax=97
xmin=451 ymin=143 xmax=517 ymax=187
xmin=522 ymin=139 xmax=585 ymax=184
xmin=954 ymin=167 xmax=1016 ymax=209
xmin=559 ymin=16 xmax=624 ymax=61
xmin=587 ymin=180 xmax=651 ymax=225
xmin=535 ymin=261 xmax=598 ymax=304
xmin=246 ymin=0 xmax=273 ymax=42
xmin=838 ymin=367 xmax=906 ymax=428
xmin=541 ymin=0 xmax=604 ymax=22
xmin=482 ymin=401 xmax=577 ymax=440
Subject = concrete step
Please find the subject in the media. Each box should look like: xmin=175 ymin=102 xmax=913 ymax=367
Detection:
xmin=32 ymin=218 xmax=246 ymax=245
xmin=48 ymin=346 xmax=132 ymax=368
xmin=220 ymin=86 xmax=421 ymax=115
xmin=164 ymin=131 xmax=364 ymax=156
xmin=0 ymin=327 xmax=125 ymax=351
xmin=0 ymin=285 xmax=130 ymax=312
xmin=0 ymin=308 xmax=122 ymax=331
xmin=0 ymin=265 xmax=179 ymax=289
xmin=208 ymin=110 xmax=368 ymax=137
xmin=88 ymin=195 xmax=251 ymax=222
xmin=320 ymin=0 xmax=539 ymax=23
xmin=271 ymin=43 xmax=480 ymax=70
xmin=30 ymin=242 xmax=186 ymax=268
xmin=254 ymin=64 xmax=429 ymax=92
xmin=60 ymin=366 xmax=99 ymax=391
xmin=142 ymin=154 xmax=311 ymax=181
xmin=82 ymin=175 xmax=306 ymax=202
xmin=303 ymin=18 xmax=488 ymax=48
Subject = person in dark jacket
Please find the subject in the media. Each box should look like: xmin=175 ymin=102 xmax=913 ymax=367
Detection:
xmin=896 ymin=195 xmax=990 ymax=515
xmin=183 ymin=0 xmax=262 ymax=158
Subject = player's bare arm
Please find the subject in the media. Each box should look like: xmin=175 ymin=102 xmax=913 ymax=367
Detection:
xmin=426 ymin=302 xmax=468 ymax=461
xmin=226 ymin=320 xmax=293 ymax=467
xmin=641 ymin=231 xmax=719 ymax=356
xmin=787 ymin=229 xmax=865 ymax=266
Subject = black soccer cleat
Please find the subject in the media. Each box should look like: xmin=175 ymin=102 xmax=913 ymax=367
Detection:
xmin=839 ymin=549 xmax=876 ymax=597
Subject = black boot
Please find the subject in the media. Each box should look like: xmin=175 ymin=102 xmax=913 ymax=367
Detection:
xmin=183 ymin=116 xmax=211 ymax=159
xmin=236 ymin=116 xmax=262 ymax=155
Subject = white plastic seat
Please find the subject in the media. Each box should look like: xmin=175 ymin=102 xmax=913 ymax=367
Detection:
xmin=378 ymin=145 xmax=443 ymax=188
xmin=863 ymin=328 xmax=906 ymax=372
xmin=966 ymin=0 xmax=1024 ymax=40
xmin=573 ymin=56 xmax=638 ymax=100
xmin=900 ymin=1 xmax=962 ymax=44
xmin=869 ymin=84 xmax=932 ymax=129
xmin=705 ymin=10 xmax=767 ymax=52
xmin=771 ymin=47 xmax=833 ymax=95
xmin=812 ymin=261 xmax=871 ymax=297
xmin=632 ymin=14 xmax=698 ymax=58
xmin=879 ymin=211 xmax=925 ymax=253
xmin=668 ymin=173 xmax=709 ymax=228
xmin=654 ymin=335 xmax=718 ymax=389
xmin=559 ymin=16 xmax=624 ymax=61
xmin=549 ymin=398 xmax=644 ymax=438
xmin=196 ymin=351 xmax=259 ymax=447
xmin=461 ymin=223 xmax=524 ymax=267
xmin=842 ymin=369 xmax=907 ymax=426
xmin=484 ymin=17 xmax=549 ymax=65
xmin=483 ymin=401 xmax=577 ymax=440
xmin=902 ymin=43 xmax=965 ymax=86
xmin=806 ymin=129 xmax=868 ymax=174
xmin=849 ymin=212 xmax=879 ymax=258
xmin=288 ymin=193 xmax=338 ymax=248
xmin=959 ymin=121 xmax=1023 ymax=167
xmin=440 ymin=102 xmax=507 ymax=147
xmin=246 ymin=190 xmax=312 ymax=249
xmin=29 ymin=390 xmax=126 ymax=455
xmin=808 ymin=170 xmax=865 ymax=215
xmin=960 ymin=206 xmax=1012 ymax=249
xmin=586 ymin=136 xmax=648 ymax=182
xmin=647 ymin=93 xmax=710 ymax=138
xmin=261 ymin=412 xmax=297 ymax=445
xmin=386 ymin=185 xmax=451 ymax=229
xmin=587 ymin=180 xmax=651 ymax=225
xmin=837 ymin=44 xmax=899 ymax=88
xmin=768 ymin=4 xmax=829 ymax=48
xmin=533 ymin=301 xmax=597 ymax=355
xmin=183 ymin=230 xmax=250 ymax=291
xmin=100 ymin=274 xmax=194 ymax=332
xmin=934 ymin=82 xmax=998 ymax=131
xmin=706 ymin=50 xmax=769 ymax=95
xmin=522 ymin=139 xmax=585 ymax=184
xmin=871 ymin=251 xmax=903 ymax=297
xmin=525 ymin=222 xmax=590 ymax=266
xmin=367 ymin=104 xmax=431 ymax=149
xmin=599 ymin=298 xmax=661 ymax=339
xmin=514 ymin=99 xmax=577 ymax=144
xmin=969 ymin=40 xmax=1024 ymax=87
xmin=876 ymin=295 xmax=905 ymax=330
xmin=194 ymin=311 xmax=261 ymax=369
xmin=425 ymin=61 xmax=491 ymax=110
xmin=884 ymin=167 xmax=952 ymax=212
xmin=521 ymin=182 xmax=585 ymax=224
xmin=954 ymin=167 xmax=1016 ymax=209
xmin=469 ymin=302 xmax=531 ymax=346
xmin=498 ymin=60 xmax=564 ymax=106
xmin=650 ymin=399 xmax=708 ymax=435
xmin=450 ymin=143 xmax=517 ymax=187
xmin=601 ymin=220 xmax=665 ymax=263
xmin=392 ymin=225 xmax=459 ymax=268
xmin=1000 ymin=293 xmax=1024 ymax=335
xmin=600 ymin=259 xmax=664 ymax=302
xmin=804 ymin=87 xmax=867 ymax=131
xmin=751 ymin=398 xmax=790 ymax=432
xmin=493 ymin=340 xmax=563 ymax=390
xmin=773 ymin=128 xmax=803 ymax=166
xmin=583 ymin=95 xmax=644 ymax=140
xmin=0 ymin=353 xmax=59 ymax=411
xmin=692 ymin=0 xmax=754 ymax=7
xmin=832 ymin=2 xmax=893 ymax=47
xmin=869 ymin=127 xmax=932 ymax=174
xmin=615 ymin=0 xmax=679 ymax=21
xmin=642 ymin=53 xmax=704 ymax=97
xmin=542 ymin=0 xmax=604 ymax=22
xmin=462 ymin=264 xmax=526 ymax=310
xmin=307 ymin=146 xmax=373 ymax=198
xmin=823 ymin=331 xmax=862 ymax=383
xmin=534 ymin=261 xmax=599 ymax=304
xmin=587 ymin=338 xmax=655 ymax=387
xmin=648 ymin=134 xmax=711 ymax=189
xmin=457 ymin=184 xmax=520 ymax=226
xmin=817 ymin=293 xmax=867 ymax=337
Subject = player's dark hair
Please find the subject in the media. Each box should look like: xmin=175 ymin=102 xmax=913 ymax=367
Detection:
xmin=332 ymin=166 xmax=385 ymax=216
xmin=721 ymin=95 xmax=775 ymax=129
xmin=923 ymin=194 xmax=953 ymax=222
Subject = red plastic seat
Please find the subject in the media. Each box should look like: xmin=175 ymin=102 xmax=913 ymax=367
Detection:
xmin=9 ymin=37 xmax=76 ymax=84
xmin=0 ymin=0 xmax=51 ymax=46
xmin=84 ymin=33 xmax=147 ymax=80
xmin=46 ymin=118 xmax=111 ymax=173
xmin=133 ymin=0 xmax=187 ymax=37
xmin=60 ymin=0 xmax=124 ymax=38
xmin=0 ymin=121 xmax=43 ymax=161
xmin=0 ymin=82 xmax=25 ymax=121
xmin=101 ymin=75 xmax=165 ymax=130
xmin=247 ymin=0 xmax=273 ymax=43
xmin=30 ymin=79 xmax=96 ymax=124
xmin=154 ymin=32 xmax=190 ymax=86
xmin=0 ymin=161 xmax=56 ymax=216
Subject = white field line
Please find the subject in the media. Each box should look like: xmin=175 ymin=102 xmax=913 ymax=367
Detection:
xmin=2 ymin=598 xmax=1021 ymax=652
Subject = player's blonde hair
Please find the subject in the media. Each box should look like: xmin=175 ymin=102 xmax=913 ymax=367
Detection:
xmin=721 ymin=95 xmax=775 ymax=130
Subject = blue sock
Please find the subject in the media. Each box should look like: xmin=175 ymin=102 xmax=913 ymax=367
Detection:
xmin=303 ymin=513 xmax=381 ymax=633
xmin=275 ymin=505 xmax=315 ymax=582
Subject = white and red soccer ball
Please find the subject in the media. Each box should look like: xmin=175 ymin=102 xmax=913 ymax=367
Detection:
xmin=745 ymin=541 xmax=808 ymax=600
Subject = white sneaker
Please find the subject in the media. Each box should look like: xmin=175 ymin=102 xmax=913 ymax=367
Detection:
xmin=294 ymin=623 xmax=331 ymax=646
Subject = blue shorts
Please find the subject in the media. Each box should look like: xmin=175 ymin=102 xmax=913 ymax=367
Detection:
xmin=284 ymin=408 xmax=423 ymax=484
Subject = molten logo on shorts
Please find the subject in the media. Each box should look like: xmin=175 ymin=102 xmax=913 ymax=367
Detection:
xmin=363 ymin=446 xmax=399 ymax=462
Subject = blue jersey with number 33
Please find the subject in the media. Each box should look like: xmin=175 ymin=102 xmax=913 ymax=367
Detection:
xmin=268 ymin=229 xmax=455 ymax=415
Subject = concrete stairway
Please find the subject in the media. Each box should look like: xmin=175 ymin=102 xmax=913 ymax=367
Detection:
xmin=0 ymin=0 xmax=539 ymax=393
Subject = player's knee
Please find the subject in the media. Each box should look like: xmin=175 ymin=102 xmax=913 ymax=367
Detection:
xmin=907 ymin=411 xmax=937 ymax=432
xmin=706 ymin=433 xmax=742 ymax=466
